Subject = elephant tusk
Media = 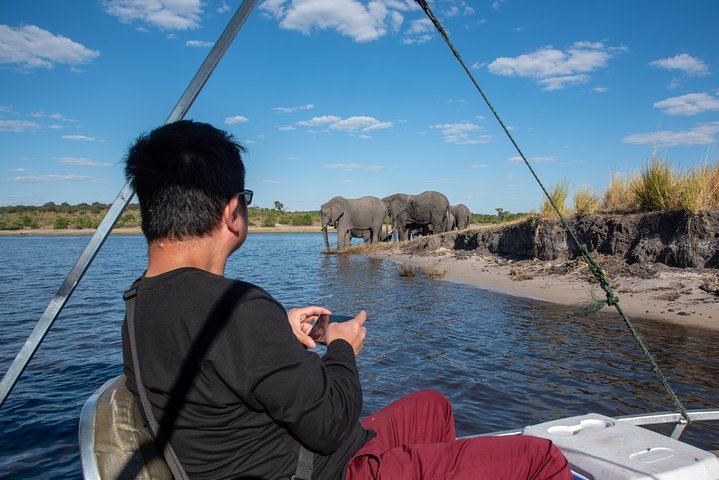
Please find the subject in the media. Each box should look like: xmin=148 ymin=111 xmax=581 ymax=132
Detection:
xmin=320 ymin=222 xmax=329 ymax=231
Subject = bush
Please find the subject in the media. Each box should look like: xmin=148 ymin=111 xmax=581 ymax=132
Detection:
xmin=262 ymin=212 xmax=277 ymax=228
xmin=291 ymin=213 xmax=313 ymax=226
xmin=73 ymin=215 xmax=93 ymax=229
xmin=54 ymin=217 xmax=70 ymax=229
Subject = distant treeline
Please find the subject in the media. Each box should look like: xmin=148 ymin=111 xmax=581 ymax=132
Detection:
xmin=0 ymin=202 xmax=527 ymax=231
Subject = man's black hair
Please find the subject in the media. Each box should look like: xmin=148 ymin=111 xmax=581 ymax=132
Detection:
xmin=125 ymin=120 xmax=246 ymax=241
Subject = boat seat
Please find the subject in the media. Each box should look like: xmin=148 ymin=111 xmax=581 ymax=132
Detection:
xmin=79 ymin=374 xmax=172 ymax=480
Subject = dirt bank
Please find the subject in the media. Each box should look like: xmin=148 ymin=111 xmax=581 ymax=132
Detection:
xmin=369 ymin=210 xmax=719 ymax=331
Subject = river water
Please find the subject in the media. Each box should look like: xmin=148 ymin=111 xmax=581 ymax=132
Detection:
xmin=0 ymin=233 xmax=718 ymax=478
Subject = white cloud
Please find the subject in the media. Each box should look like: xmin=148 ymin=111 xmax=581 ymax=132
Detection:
xmin=103 ymin=0 xmax=204 ymax=30
xmin=297 ymin=115 xmax=342 ymax=126
xmin=650 ymin=53 xmax=709 ymax=77
xmin=430 ymin=122 xmax=493 ymax=144
xmin=260 ymin=0 xmax=389 ymax=42
xmin=186 ymin=40 xmax=214 ymax=47
xmin=296 ymin=114 xmax=393 ymax=135
xmin=224 ymin=115 xmax=249 ymax=124
xmin=7 ymin=174 xmax=94 ymax=183
xmin=402 ymin=17 xmax=433 ymax=44
xmin=471 ymin=164 xmax=488 ymax=168
xmin=7 ymin=168 xmax=28 ymax=172
xmin=217 ymin=1 xmax=231 ymax=14
xmin=488 ymin=41 xmax=625 ymax=91
xmin=653 ymin=93 xmax=719 ymax=116
xmin=0 ymin=24 xmax=100 ymax=70
xmin=278 ymin=125 xmax=296 ymax=131
xmin=592 ymin=86 xmax=608 ymax=93
xmin=274 ymin=104 xmax=315 ymax=113
xmin=330 ymin=116 xmax=393 ymax=132
xmin=0 ymin=120 xmax=40 ymax=132
xmin=62 ymin=134 xmax=96 ymax=141
xmin=260 ymin=0 xmax=427 ymax=43
xmin=622 ymin=121 xmax=719 ymax=147
xmin=59 ymin=157 xmax=112 ymax=167
xmin=324 ymin=163 xmax=384 ymax=171
xmin=262 ymin=179 xmax=281 ymax=184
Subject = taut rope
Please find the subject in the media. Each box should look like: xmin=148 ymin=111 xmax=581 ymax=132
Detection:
xmin=414 ymin=0 xmax=689 ymax=423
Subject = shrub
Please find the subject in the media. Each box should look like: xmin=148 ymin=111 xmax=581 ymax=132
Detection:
xmin=631 ymin=157 xmax=676 ymax=211
xmin=54 ymin=217 xmax=70 ymax=229
xmin=73 ymin=215 xmax=93 ymax=229
xmin=540 ymin=180 xmax=569 ymax=218
xmin=573 ymin=188 xmax=600 ymax=215
xmin=291 ymin=213 xmax=313 ymax=226
xmin=262 ymin=212 xmax=277 ymax=228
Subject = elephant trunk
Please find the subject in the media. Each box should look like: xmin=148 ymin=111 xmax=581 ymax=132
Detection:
xmin=321 ymin=223 xmax=330 ymax=252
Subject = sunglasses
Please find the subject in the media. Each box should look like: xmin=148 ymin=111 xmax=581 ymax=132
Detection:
xmin=238 ymin=190 xmax=253 ymax=205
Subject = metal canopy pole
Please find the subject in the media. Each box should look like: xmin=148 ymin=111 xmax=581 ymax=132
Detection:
xmin=0 ymin=0 xmax=259 ymax=409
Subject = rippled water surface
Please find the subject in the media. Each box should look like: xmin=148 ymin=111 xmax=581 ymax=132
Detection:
xmin=1 ymin=233 xmax=718 ymax=478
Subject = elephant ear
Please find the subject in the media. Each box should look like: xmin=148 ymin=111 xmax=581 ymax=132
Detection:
xmin=331 ymin=204 xmax=345 ymax=222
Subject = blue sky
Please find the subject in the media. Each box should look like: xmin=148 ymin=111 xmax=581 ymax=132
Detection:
xmin=1 ymin=1 xmax=718 ymax=214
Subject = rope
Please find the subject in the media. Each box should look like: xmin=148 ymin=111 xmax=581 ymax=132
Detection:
xmin=414 ymin=0 xmax=690 ymax=423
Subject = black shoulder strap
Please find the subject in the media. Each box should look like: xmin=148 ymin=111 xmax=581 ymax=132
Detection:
xmin=124 ymin=286 xmax=190 ymax=480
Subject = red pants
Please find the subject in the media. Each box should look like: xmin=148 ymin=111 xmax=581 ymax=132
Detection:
xmin=347 ymin=390 xmax=572 ymax=480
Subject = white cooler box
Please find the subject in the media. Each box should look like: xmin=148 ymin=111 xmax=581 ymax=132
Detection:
xmin=522 ymin=413 xmax=719 ymax=480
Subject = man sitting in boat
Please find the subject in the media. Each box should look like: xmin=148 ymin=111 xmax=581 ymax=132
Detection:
xmin=122 ymin=119 xmax=572 ymax=479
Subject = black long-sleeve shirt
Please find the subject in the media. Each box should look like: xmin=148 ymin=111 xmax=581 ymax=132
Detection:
xmin=122 ymin=267 xmax=372 ymax=479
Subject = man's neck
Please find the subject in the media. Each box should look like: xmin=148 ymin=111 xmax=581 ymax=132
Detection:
xmin=145 ymin=235 xmax=228 ymax=278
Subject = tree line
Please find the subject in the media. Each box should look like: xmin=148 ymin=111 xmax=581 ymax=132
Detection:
xmin=0 ymin=202 xmax=527 ymax=231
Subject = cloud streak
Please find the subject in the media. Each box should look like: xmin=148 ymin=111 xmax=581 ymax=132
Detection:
xmin=430 ymin=122 xmax=493 ymax=144
xmin=296 ymin=114 xmax=393 ymax=135
xmin=650 ymin=53 xmax=709 ymax=76
xmin=654 ymin=93 xmax=719 ymax=116
xmin=622 ymin=121 xmax=719 ymax=147
xmin=103 ymin=0 xmax=204 ymax=30
xmin=260 ymin=0 xmax=432 ymax=43
xmin=0 ymin=24 xmax=100 ymax=70
xmin=488 ymin=41 xmax=626 ymax=91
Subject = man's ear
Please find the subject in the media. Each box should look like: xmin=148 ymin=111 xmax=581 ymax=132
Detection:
xmin=223 ymin=195 xmax=244 ymax=234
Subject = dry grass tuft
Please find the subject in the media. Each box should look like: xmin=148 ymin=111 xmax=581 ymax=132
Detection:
xmin=603 ymin=173 xmax=635 ymax=212
xmin=677 ymin=164 xmax=716 ymax=215
xmin=540 ymin=180 xmax=570 ymax=218
xmin=573 ymin=187 xmax=600 ymax=215
xmin=631 ymin=156 xmax=676 ymax=211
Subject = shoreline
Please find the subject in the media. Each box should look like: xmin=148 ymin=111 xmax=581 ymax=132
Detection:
xmin=6 ymin=225 xmax=718 ymax=331
xmin=368 ymin=248 xmax=719 ymax=332
xmin=0 ymin=225 xmax=323 ymax=236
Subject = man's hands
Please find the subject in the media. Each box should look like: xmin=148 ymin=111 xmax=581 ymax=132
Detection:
xmin=287 ymin=307 xmax=367 ymax=356
xmin=325 ymin=310 xmax=366 ymax=357
xmin=287 ymin=306 xmax=330 ymax=350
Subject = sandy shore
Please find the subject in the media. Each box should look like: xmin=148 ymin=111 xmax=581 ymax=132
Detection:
xmin=368 ymin=247 xmax=719 ymax=331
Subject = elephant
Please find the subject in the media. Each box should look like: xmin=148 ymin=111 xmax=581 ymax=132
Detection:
xmin=449 ymin=204 xmax=471 ymax=230
xmin=382 ymin=191 xmax=450 ymax=242
xmin=349 ymin=228 xmax=372 ymax=244
xmin=320 ymin=196 xmax=387 ymax=251
xmin=447 ymin=212 xmax=456 ymax=231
